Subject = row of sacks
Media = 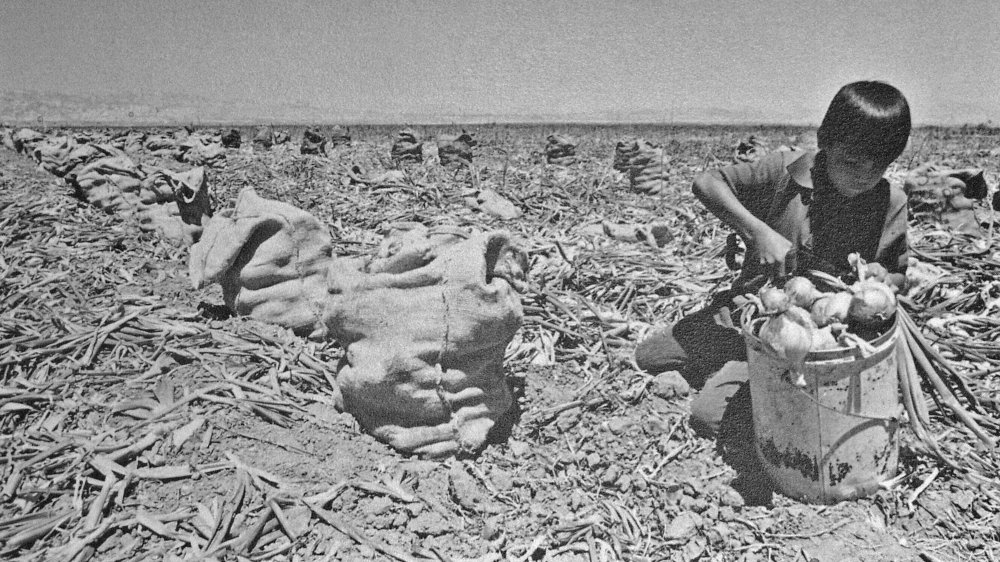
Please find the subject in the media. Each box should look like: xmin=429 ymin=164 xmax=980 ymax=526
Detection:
xmin=3 ymin=126 xmax=229 ymax=168
xmin=189 ymin=189 xmax=529 ymax=457
xmin=391 ymin=129 xmax=478 ymax=166
xmin=0 ymin=127 xmax=213 ymax=247
xmin=391 ymin=129 xmax=581 ymax=167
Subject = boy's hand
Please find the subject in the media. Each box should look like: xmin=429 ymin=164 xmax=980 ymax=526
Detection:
xmin=751 ymin=225 xmax=795 ymax=279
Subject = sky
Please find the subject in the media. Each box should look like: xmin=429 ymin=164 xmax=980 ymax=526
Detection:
xmin=1 ymin=0 xmax=998 ymax=124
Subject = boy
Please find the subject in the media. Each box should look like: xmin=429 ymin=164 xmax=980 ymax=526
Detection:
xmin=636 ymin=81 xmax=911 ymax=438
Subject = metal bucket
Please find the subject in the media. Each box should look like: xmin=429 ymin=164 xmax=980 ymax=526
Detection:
xmin=744 ymin=319 xmax=901 ymax=503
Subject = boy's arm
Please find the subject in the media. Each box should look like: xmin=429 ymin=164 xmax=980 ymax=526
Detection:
xmin=693 ymin=168 xmax=794 ymax=278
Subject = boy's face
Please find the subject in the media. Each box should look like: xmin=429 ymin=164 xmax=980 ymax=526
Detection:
xmin=822 ymin=143 xmax=889 ymax=198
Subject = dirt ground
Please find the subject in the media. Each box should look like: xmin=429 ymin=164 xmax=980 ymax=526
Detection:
xmin=1 ymin=124 xmax=998 ymax=561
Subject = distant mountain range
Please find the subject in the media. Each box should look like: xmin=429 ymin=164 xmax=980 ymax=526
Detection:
xmin=0 ymin=90 xmax=989 ymax=126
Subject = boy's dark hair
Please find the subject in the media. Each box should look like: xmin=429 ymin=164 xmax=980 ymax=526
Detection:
xmin=817 ymin=81 xmax=911 ymax=166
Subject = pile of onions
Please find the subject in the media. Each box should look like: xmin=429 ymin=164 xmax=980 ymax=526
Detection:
xmin=753 ymin=272 xmax=899 ymax=359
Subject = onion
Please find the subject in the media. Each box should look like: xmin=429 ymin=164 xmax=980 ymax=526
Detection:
xmin=759 ymin=312 xmax=813 ymax=367
xmin=810 ymin=292 xmax=852 ymax=327
xmin=758 ymin=286 xmax=790 ymax=314
xmin=864 ymin=263 xmax=888 ymax=282
xmin=883 ymin=272 xmax=906 ymax=293
xmin=783 ymin=305 xmax=818 ymax=330
xmin=784 ymin=276 xmax=819 ymax=308
xmin=848 ymin=281 xmax=897 ymax=327
xmin=810 ymin=326 xmax=839 ymax=351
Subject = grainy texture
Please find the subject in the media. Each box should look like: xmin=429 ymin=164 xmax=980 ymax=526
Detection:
xmin=1 ymin=124 xmax=998 ymax=561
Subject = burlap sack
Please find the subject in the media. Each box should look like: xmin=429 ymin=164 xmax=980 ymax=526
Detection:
xmin=143 ymin=134 xmax=177 ymax=156
xmin=904 ymin=163 xmax=988 ymax=234
xmin=189 ymin=188 xmax=333 ymax=337
xmin=13 ymin=129 xmax=45 ymax=154
xmin=71 ymin=156 xmax=146 ymax=213
xmin=1 ymin=128 xmax=15 ymax=152
xmin=625 ymin=140 xmax=669 ymax=194
xmin=177 ymin=137 xmax=226 ymax=167
xmin=437 ymin=132 xmax=476 ymax=166
xmin=545 ymin=134 xmax=577 ymax=165
xmin=329 ymin=125 xmax=351 ymax=147
xmin=31 ymin=136 xmax=75 ymax=173
xmin=391 ymin=129 xmax=423 ymax=162
xmin=613 ymin=137 xmax=639 ymax=172
xmin=464 ymin=189 xmax=522 ymax=220
xmin=112 ymin=131 xmax=146 ymax=153
xmin=325 ymin=224 xmax=527 ymax=457
xmin=734 ymin=135 xmax=766 ymax=163
xmin=300 ymin=128 xmax=327 ymax=155
xmin=137 ymin=168 xmax=213 ymax=246
xmin=252 ymin=126 xmax=274 ymax=150
xmin=221 ymin=129 xmax=242 ymax=149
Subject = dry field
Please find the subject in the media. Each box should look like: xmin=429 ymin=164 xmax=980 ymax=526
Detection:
xmin=1 ymin=123 xmax=999 ymax=562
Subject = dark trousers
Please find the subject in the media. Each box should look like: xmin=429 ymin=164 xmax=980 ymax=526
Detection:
xmin=635 ymin=296 xmax=753 ymax=438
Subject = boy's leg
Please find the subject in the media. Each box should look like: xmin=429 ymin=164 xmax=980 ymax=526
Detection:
xmin=689 ymin=360 xmax=752 ymax=438
xmin=635 ymin=302 xmax=746 ymax=385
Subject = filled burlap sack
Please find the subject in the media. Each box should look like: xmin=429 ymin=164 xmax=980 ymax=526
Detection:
xmin=904 ymin=163 xmax=987 ymax=210
xmin=13 ymin=128 xmax=45 ymax=154
xmin=734 ymin=135 xmax=766 ymax=163
xmin=71 ymin=156 xmax=146 ymax=213
xmin=189 ymin=188 xmax=333 ymax=337
xmin=177 ymin=137 xmax=226 ymax=167
xmin=1 ymin=128 xmax=15 ymax=152
xmin=329 ymin=125 xmax=351 ymax=147
xmin=220 ymin=129 xmax=242 ymax=149
xmin=625 ymin=140 xmax=669 ymax=194
xmin=112 ymin=130 xmax=146 ymax=153
xmin=324 ymin=224 xmax=527 ymax=457
xmin=545 ymin=134 xmax=577 ymax=165
xmin=300 ymin=128 xmax=327 ymax=155
xmin=252 ymin=126 xmax=274 ymax=150
xmin=31 ymin=136 xmax=74 ymax=172
xmin=904 ymin=163 xmax=988 ymax=234
xmin=437 ymin=132 xmax=476 ymax=166
xmin=613 ymin=137 xmax=639 ymax=172
xmin=391 ymin=129 xmax=423 ymax=162
xmin=137 ymin=168 xmax=213 ymax=246
xmin=143 ymin=134 xmax=178 ymax=156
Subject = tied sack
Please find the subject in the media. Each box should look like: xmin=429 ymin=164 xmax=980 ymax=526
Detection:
xmin=137 ymin=167 xmax=213 ymax=246
xmin=325 ymin=224 xmax=528 ymax=457
xmin=71 ymin=156 xmax=146 ymax=213
xmin=300 ymin=128 xmax=328 ymax=155
xmin=613 ymin=137 xmax=639 ymax=172
xmin=626 ymin=140 xmax=670 ymax=195
xmin=391 ymin=129 xmax=423 ymax=162
xmin=545 ymin=134 xmax=577 ymax=165
xmin=903 ymin=163 xmax=988 ymax=235
xmin=437 ymin=132 xmax=476 ymax=166
xmin=189 ymin=188 xmax=332 ymax=337
xmin=329 ymin=125 xmax=351 ymax=147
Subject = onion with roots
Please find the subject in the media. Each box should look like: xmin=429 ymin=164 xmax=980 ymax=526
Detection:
xmin=810 ymin=325 xmax=838 ymax=351
xmin=810 ymin=292 xmax=853 ymax=327
xmin=848 ymin=280 xmax=897 ymax=328
xmin=784 ymin=276 xmax=820 ymax=308
xmin=758 ymin=286 xmax=790 ymax=314
xmin=759 ymin=311 xmax=813 ymax=386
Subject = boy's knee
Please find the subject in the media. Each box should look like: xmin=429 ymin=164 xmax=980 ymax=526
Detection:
xmin=635 ymin=324 xmax=685 ymax=374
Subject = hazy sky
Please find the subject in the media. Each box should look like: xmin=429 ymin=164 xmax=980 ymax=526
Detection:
xmin=1 ymin=0 xmax=998 ymax=124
